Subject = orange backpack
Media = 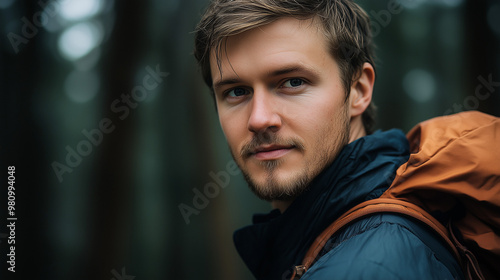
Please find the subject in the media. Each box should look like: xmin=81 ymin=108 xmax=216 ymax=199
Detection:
xmin=292 ymin=111 xmax=500 ymax=280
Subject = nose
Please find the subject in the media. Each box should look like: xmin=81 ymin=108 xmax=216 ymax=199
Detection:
xmin=247 ymin=89 xmax=282 ymax=134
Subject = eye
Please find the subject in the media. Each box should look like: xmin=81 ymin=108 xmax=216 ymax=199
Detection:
xmin=226 ymin=87 xmax=248 ymax=97
xmin=282 ymin=78 xmax=304 ymax=88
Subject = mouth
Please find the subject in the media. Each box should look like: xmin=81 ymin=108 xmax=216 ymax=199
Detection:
xmin=250 ymin=145 xmax=295 ymax=161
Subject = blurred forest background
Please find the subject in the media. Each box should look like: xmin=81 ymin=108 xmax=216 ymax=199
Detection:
xmin=1 ymin=0 xmax=499 ymax=279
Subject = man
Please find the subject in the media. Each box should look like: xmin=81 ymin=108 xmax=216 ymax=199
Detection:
xmin=194 ymin=0 xmax=464 ymax=279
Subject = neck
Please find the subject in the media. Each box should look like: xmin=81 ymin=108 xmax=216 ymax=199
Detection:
xmin=349 ymin=116 xmax=367 ymax=143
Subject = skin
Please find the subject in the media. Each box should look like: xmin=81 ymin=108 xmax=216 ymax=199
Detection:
xmin=210 ymin=17 xmax=375 ymax=212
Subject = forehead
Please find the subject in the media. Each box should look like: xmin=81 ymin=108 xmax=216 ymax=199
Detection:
xmin=209 ymin=17 xmax=334 ymax=83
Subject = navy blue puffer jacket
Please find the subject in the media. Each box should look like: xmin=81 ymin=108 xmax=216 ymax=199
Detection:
xmin=233 ymin=130 xmax=464 ymax=280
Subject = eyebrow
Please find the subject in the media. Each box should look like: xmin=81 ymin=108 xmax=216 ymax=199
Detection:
xmin=212 ymin=65 xmax=320 ymax=92
xmin=213 ymin=78 xmax=241 ymax=92
xmin=269 ymin=66 xmax=319 ymax=77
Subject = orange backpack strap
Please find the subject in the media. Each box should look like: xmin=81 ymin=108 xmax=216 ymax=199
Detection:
xmin=290 ymin=198 xmax=463 ymax=280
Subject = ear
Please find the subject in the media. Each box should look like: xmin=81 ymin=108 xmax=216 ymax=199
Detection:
xmin=349 ymin=62 xmax=375 ymax=118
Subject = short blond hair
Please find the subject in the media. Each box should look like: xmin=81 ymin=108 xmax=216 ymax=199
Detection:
xmin=194 ymin=0 xmax=377 ymax=133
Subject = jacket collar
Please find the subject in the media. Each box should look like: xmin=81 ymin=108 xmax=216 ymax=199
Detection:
xmin=233 ymin=129 xmax=410 ymax=280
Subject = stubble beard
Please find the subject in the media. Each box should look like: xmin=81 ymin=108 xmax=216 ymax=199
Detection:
xmin=230 ymin=107 xmax=351 ymax=202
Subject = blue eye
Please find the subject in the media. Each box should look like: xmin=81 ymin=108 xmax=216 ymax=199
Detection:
xmin=283 ymin=78 xmax=304 ymax=88
xmin=227 ymin=87 xmax=248 ymax=97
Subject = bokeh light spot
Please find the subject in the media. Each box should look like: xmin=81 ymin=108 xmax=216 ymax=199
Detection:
xmin=58 ymin=21 xmax=103 ymax=61
xmin=59 ymin=0 xmax=103 ymax=21
xmin=403 ymin=69 xmax=436 ymax=103
xmin=64 ymin=70 xmax=100 ymax=103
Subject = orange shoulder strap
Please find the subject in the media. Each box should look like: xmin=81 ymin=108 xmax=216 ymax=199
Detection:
xmin=291 ymin=198 xmax=466 ymax=279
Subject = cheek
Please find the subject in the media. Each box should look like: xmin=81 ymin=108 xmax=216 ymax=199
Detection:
xmin=219 ymin=111 xmax=245 ymax=150
xmin=301 ymin=97 xmax=344 ymax=132
xmin=219 ymin=116 xmax=233 ymax=141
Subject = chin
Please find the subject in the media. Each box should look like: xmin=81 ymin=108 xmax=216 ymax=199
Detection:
xmin=244 ymin=168 xmax=312 ymax=202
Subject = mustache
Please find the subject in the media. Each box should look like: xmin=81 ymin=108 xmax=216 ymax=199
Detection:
xmin=240 ymin=133 xmax=305 ymax=159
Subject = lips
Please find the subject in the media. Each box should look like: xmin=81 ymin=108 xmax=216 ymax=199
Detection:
xmin=251 ymin=145 xmax=295 ymax=160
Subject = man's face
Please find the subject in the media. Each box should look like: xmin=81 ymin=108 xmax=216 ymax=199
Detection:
xmin=210 ymin=18 xmax=352 ymax=202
